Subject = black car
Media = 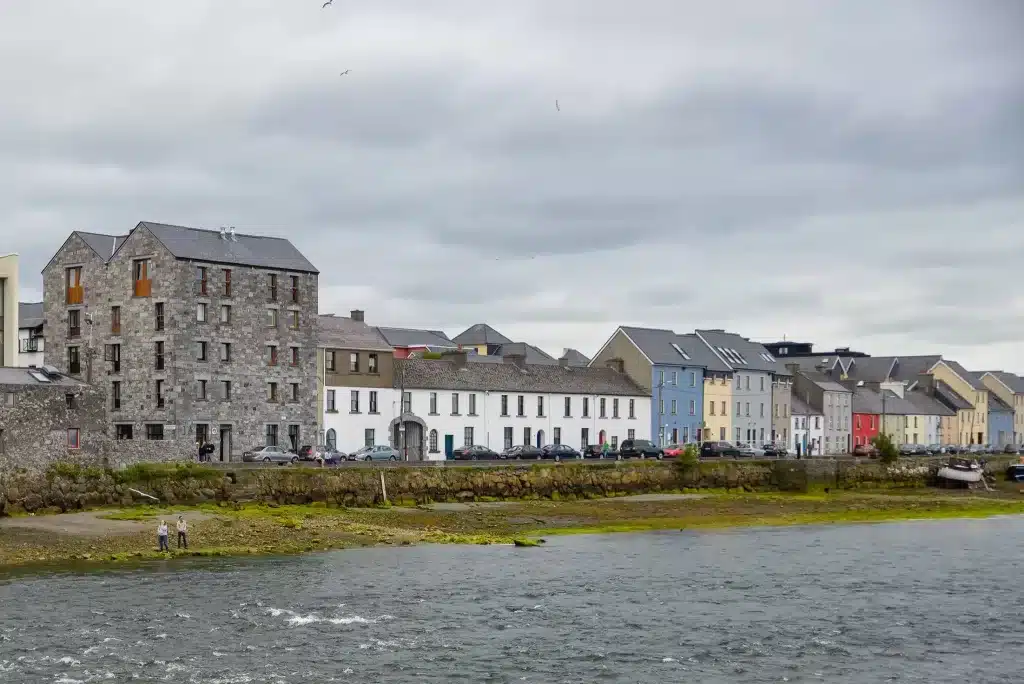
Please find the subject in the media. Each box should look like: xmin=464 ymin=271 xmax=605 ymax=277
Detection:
xmin=762 ymin=442 xmax=789 ymax=458
xmin=582 ymin=444 xmax=619 ymax=459
xmin=540 ymin=444 xmax=581 ymax=461
xmin=701 ymin=441 xmax=741 ymax=458
xmin=452 ymin=444 xmax=500 ymax=460
xmin=501 ymin=444 xmax=543 ymax=460
xmin=618 ymin=439 xmax=663 ymax=460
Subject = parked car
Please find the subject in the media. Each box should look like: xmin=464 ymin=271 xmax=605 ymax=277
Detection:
xmin=1003 ymin=443 xmax=1019 ymax=455
xmin=734 ymin=442 xmax=757 ymax=458
xmin=701 ymin=441 xmax=741 ymax=458
xmin=297 ymin=444 xmax=345 ymax=464
xmin=242 ymin=445 xmax=297 ymax=464
xmin=582 ymin=444 xmax=620 ymax=459
xmin=618 ymin=439 xmax=664 ymax=460
xmin=501 ymin=444 xmax=543 ymax=460
xmin=927 ymin=444 xmax=947 ymax=455
xmin=540 ymin=444 xmax=581 ymax=461
xmin=663 ymin=444 xmax=685 ymax=457
xmin=452 ymin=444 xmax=500 ymax=460
xmin=352 ymin=445 xmax=400 ymax=461
xmin=852 ymin=443 xmax=877 ymax=457
xmin=762 ymin=442 xmax=789 ymax=458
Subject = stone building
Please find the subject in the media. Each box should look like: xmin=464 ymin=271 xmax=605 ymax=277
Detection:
xmin=42 ymin=222 xmax=319 ymax=461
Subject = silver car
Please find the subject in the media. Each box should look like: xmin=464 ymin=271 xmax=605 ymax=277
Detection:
xmin=352 ymin=445 xmax=400 ymax=462
xmin=242 ymin=445 xmax=297 ymax=464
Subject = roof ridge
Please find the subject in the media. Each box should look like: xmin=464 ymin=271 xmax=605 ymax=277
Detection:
xmin=140 ymin=221 xmax=291 ymax=242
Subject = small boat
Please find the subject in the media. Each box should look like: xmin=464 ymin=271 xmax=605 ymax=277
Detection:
xmin=936 ymin=458 xmax=983 ymax=484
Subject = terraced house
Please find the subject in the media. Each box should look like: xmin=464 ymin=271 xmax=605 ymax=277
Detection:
xmin=43 ymin=222 xmax=319 ymax=460
xmin=979 ymin=371 xmax=1024 ymax=446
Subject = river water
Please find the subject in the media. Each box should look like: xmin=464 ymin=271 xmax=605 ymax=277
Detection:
xmin=1 ymin=518 xmax=1022 ymax=683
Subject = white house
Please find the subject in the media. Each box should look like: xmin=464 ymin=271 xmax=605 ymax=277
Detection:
xmin=323 ymin=352 xmax=651 ymax=460
xmin=17 ymin=302 xmax=44 ymax=367
xmin=790 ymin=395 xmax=824 ymax=456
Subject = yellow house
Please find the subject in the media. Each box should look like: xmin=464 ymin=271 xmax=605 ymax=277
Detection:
xmin=452 ymin=324 xmax=511 ymax=357
xmin=0 ymin=253 xmax=19 ymax=367
xmin=703 ymin=373 xmax=733 ymax=442
xmin=980 ymin=371 xmax=1024 ymax=446
xmin=928 ymin=360 xmax=987 ymax=445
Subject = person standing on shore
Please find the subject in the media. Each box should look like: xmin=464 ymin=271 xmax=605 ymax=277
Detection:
xmin=157 ymin=520 xmax=170 ymax=552
xmin=176 ymin=516 xmax=188 ymax=549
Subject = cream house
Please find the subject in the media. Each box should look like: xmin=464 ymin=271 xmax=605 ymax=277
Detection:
xmin=0 ymin=254 xmax=19 ymax=368
xmin=926 ymin=360 xmax=987 ymax=445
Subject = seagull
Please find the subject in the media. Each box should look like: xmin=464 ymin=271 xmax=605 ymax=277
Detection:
xmin=340 ymin=70 xmax=350 ymax=76
xmin=322 ymin=0 xmax=332 ymax=7
xmin=555 ymin=100 xmax=560 ymax=111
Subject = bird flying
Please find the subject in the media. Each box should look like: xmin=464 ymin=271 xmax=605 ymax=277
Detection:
xmin=555 ymin=100 xmax=560 ymax=111
xmin=322 ymin=0 xmax=332 ymax=7
xmin=340 ymin=70 xmax=351 ymax=75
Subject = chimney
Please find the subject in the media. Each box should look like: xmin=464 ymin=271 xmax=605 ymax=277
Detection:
xmin=605 ymin=358 xmax=624 ymax=373
xmin=559 ymin=357 xmax=570 ymax=368
xmin=219 ymin=227 xmax=226 ymax=240
xmin=229 ymin=226 xmax=237 ymax=241
xmin=350 ymin=309 xmax=365 ymax=323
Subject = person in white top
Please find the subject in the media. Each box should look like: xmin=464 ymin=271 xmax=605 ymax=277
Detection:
xmin=176 ymin=516 xmax=188 ymax=549
xmin=157 ymin=520 xmax=170 ymax=552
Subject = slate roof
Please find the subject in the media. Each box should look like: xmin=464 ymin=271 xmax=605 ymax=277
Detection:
xmin=0 ymin=367 xmax=83 ymax=387
xmin=495 ymin=342 xmax=557 ymax=365
xmin=694 ymin=329 xmax=792 ymax=376
xmin=937 ymin=359 xmax=985 ymax=390
xmin=318 ymin=314 xmax=391 ymax=351
xmin=395 ymin=357 xmax=647 ymax=396
xmin=904 ymin=389 xmax=956 ymax=417
xmin=559 ymin=348 xmax=591 ymax=367
xmin=377 ymin=327 xmax=455 ymax=349
xmin=851 ymin=387 xmax=920 ymax=415
xmin=615 ymin=327 xmax=731 ymax=372
xmin=797 ymin=370 xmax=852 ymax=394
xmin=790 ymin=395 xmax=821 ymax=416
xmin=75 ymin=231 xmax=126 ymax=261
xmin=989 ymin=394 xmax=1013 ymax=413
xmin=452 ymin=324 xmax=512 ymax=346
xmin=133 ymin=221 xmax=318 ymax=273
xmin=18 ymin=302 xmax=43 ymax=330
xmin=887 ymin=356 xmax=943 ymax=383
xmin=933 ymin=380 xmax=973 ymax=411
xmin=845 ymin=356 xmax=898 ymax=383
xmin=980 ymin=371 xmax=1024 ymax=394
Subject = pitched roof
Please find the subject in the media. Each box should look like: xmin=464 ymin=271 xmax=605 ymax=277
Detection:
xmin=75 ymin=231 xmax=126 ymax=261
xmin=904 ymin=389 xmax=956 ymax=417
xmin=694 ymin=329 xmax=791 ymax=375
xmin=395 ymin=357 xmax=647 ymax=396
xmin=133 ymin=221 xmax=318 ymax=273
xmin=851 ymin=387 xmax=885 ymax=414
xmin=318 ymin=314 xmax=391 ymax=351
xmin=888 ymin=356 xmax=943 ymax=383
xmin=0 ymin=367 xmax=84 ymax=387
xmin=452 ymin=323 xmax=513 ymax=346
xmin=377 ymin=327 xmax=455 ymax=349
xmin=790 ymin=395 xmax=821 ymax=416
xmin=933 ymin=380 xmax=973 ymax=411
xmin=844 ymin=356 xmax=898 ymax=383
xmin=980 ymin=371 xmax=1024 ymax=394
xmin=797 ymin=370 xmax=852 ymax=394
xmin=17 ymin=302 xmax=43 ymax=330
xmin=989 ymin=394 xmax=1013 ymax=412
xmin=615 ymin=327 xmax=731 ymax=371
xmin=495 ymin=342 xmax=557 ymax=365
xmin=559 ymin=348 xmax=591 ymax=367
xmin=936 ymin=359 xmax=984 ymax=390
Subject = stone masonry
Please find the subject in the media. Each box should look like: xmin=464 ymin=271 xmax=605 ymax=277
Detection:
xmin=42 ymin=223 xmax=319 ymax=460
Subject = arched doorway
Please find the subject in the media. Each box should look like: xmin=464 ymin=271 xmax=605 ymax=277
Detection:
xmin=389 ymin=414 xmax=426 ymax=461
xmin=599 ymin=429 xmax=606 ymax=445
xmin=536 ymin=429 xmax=545 ymax=447
xmin=325 ymin=429 xmax=337 ymax=450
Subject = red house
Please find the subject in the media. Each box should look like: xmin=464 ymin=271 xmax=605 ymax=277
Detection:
xmin=852 ymin=387 xmax=880 ymax=447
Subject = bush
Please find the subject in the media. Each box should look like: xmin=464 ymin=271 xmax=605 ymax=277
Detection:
xmin=871 ymin=433 xmax=899 ymax=465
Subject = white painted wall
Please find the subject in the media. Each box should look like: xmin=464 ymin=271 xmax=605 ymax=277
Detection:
xmin=322 ymin=384 xmax=652 ymax=461
xmin=17 ymin=326 xmax=44 ymax=367
xmin=0 ymin=254 xmax=18 ymax=368
xmin=791 ymin=413 xmax=825 ymax=456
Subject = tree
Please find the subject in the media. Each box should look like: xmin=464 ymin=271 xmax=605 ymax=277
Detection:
xmin=871 ymin=432 xmax=899 ymax=465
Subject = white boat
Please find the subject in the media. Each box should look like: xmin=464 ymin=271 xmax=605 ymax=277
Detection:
xmin=936 ymin=458 xmax=983 ymax=483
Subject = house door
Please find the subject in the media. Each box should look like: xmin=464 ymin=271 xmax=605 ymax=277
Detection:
xmin=598 ymin=430 xmax=606 ymax=445
xmin=536 ymin=430 xmax=545 ymax=447
xmin=444 ymin=434 xmax=454 ymax=459
xmin=218 ymin=424 xmax=232 ymax=462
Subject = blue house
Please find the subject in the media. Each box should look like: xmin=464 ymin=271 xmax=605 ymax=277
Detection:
xmin=989 ymin=394 xmax=1014 ymax=447
xmin=589 ymin=326 xmax=730 ymax=445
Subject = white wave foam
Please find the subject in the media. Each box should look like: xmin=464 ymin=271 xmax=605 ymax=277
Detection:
xmin=265 ymin=607 xmax=287 ymax=617
xmin=58 ymin=656 xmax=81 ymax=666
xmin=286 ymin=614 xmax=319 ymax=626
xmin=327 ymin=616 xmax=371 ymax=625
xmin=174 ymin=612 xmax=191 ymax=619
xmin=662 ymin=657 xmax=676 ymax=663
xmin=101 ymin=638 xmax=120 ymax=644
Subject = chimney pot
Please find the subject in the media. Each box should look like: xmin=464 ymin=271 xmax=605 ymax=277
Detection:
xmin=350 ymin=309 xmax=365 ymax=323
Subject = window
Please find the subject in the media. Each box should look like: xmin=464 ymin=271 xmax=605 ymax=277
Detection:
xmin=66 ymin=266 xmax=83 ymax=304
xmin=736 ymin=375 xmax=741 ymax=389
xmin=290 ymin=346 xmax=299 ymax=366
xmin=369 ymin=391 xmax=378 ymax=414
xmin=112 ymin=381 xmax=121 ymax=410
xmin=610 ymin=436 xmax=618 ymax=450
xmin=267 ymin=345 xmax=278 ymax=366
xmin=760 ymin=376 xmax=765 ymax=392
xmin=221 ymin=380 xmax=232 ymax=400
xmin=288 ymin=425 xmax=300 ymax=452
xmin=197 ymin=379 xmax=207 ymax=401
xmin=267 ymin=274 xmax=278 ymax=301
xmin=582 ymin=397 xmax=590 ymax=418
xmin=690 ymin=372 xmax=696 ymax=387
xmin=290 ymin=275 xmax=300 ymax=303
xmin=116 ymin=424 xmax=133 ymax=440
xmin=349 ymin=353 xmax=359 ymax=372
xmin=195 ymin=266 xmax=207 ymax=295
xmin=517 ymin=395 xmax=525 ymax=417
xmin=155 ymin=341 xmax=165 ymax=370
xmin=222 ymin=269 xmax=232 ymax=296
xmin=660 ymin=399 xmax=665 ymax=415
xmin=669 ymin=399 xmax=676 ymax=415
xmin=659 ymin=370 xmax=665 ymax=386
xmin=736 ymin=401 xmax=741 ymax=416
xmin=428 ymin=390 xmax=440 ymax=414
xmin=553 ymin=427 xmax=562 ymax=445
xmin=155 ymin=302 xmax=165 ymax=331
xmin=402 ymin=392 xmax=411 ymax=413
xmin=325 ymin=429 xmax=337 ymax=450
xmin=68 ymin=346 xmax=81 ymax=375
xmin=469 ymin=393 xmax=477 ymax=416
xmin=721 ymin=401 xmax=726 ymax=415
xmin=613 ymin=398 xmax=620 ymax=418
xmin=146 ymin=424 xmax=164 ymax=441
xmin=111 ymin=306 xmax=121 ymax=334
xmin=581 ymin=428 xmax=589 ymax=450
xmin=629 ymin=399 xmax=636 ymax=419
xmin=67 ymin=309 xmax=81 ymax=338
xmin=326 ymin=389 xmax=336 ymax=411
xmin=364 ymin=429 xmax=375 ymax=447
xmin=220 ymin=342 xmax=231 ymax=362
xmin=913 ymin=416 xmax=918 ymax=428
xmin=133 ymin=259 xmax=151 ymax=297
xmin=429 ymin=430 xmax=439 ymax=453
xmin=682 ymin=426 xmax=688 ymax=442
xmin=735 ymin=427 xmax=741 ymax=442
xmin=290 ymin=383 xmax=299 ymax=402
xmin=709 ymin=402 xmax=716 ymax=416
xmin=815 ymin=417 xmax=820 ymax=429
xmin=267 ymin=309 xmax=278 ymax=328
xmin=537 ymin=396 xmax=544 ymax=417
xmin=265 ymin=424 xmax=279 ymax=446
xmin=197 ymin=341 xmax=207 ymax=361
xmin=720 ymin=427 xmax=726 ymax=440
xmin=289 ymin=311 xmax=300 ymax=329
xmin=599 ymin=398 xmax=607 ymax=418
xmin=452 ymin=393 xmax=460 ymax=415
xmin=745 ymin=376 xmax=750 ymax=390
xmin=220 ymin=305 xmax=231 ymax=324
xmin=268 ymin=382 xmax=278 ymax=401
xmin=504 ymin=427 xmax=514 ymax=450
xmin=627 ymin=429 xmax=635 ymax=440
xmin=326 ymin=351 xmax=336 ymax=372
xmin=671 ymin=371 xmax=678 ymax=385
xmin=689 ymin=399 xmax=695 ymax=416
xmin=155 ymin=379 xmax=165 ymax=408
xmin=501 ymin=395 xmax=509 ymax=416
xmin=368 ymin=354 xmax=379 ymax=374
xmin=759 ymin=403 xmax=764 ymax=418
xmin=564 ymin=397 xmax=572 ymax=418
xmin=464 ymin=427 xmax=474 ymax=446
xmin=856 ymin=415 xmax=862 ymax=430
xmin=524 ymin=427 xmax=531 ymax=446
xmin=350 ymin=390 xmax=360 ymax=413
xmin=760 ymin=428 xmax=765 ymax=443
xmin=197 ymin=303 xmax=207 ymax=322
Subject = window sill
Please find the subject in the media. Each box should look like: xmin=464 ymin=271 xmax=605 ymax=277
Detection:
xmin=428 ymin=412 xmax=439 ymax=416
xmin=326 ymin=409 xmax=338 ymax=414
xmin=500 ymin=414 xmax=509 ymax=418
xmin=368 ymin=411 xmax=380 ymax=415
xmin=468 ymin=413 xmax=478 ymax=417
xmin=517 ymin=415 xmax=525 ymax=418
xmin=451 ymin=414 xmax=461 ymax=417
xmin=350 ymin=411 xmax=361 ymax=415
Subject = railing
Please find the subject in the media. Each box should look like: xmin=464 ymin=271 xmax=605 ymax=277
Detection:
xmin=66 ymin=286 xmax=83 ymax=305
xmin=134 ymin=279 xmax=152 ymax=297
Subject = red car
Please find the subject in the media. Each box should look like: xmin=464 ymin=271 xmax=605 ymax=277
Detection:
xmin=663 ymin=443 xmax=685 ymax=457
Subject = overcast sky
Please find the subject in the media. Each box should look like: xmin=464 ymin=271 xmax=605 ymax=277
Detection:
xmin=3 ymin=1 xmax=1022 ymax=371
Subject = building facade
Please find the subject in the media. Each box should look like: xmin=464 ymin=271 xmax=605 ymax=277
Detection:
xmin=927 ymin=360 xmax=987 ymax=445
xmin=17 ymin=302 xmax=44 ymax=367
xmin=851 ymin=388 xmax=881 ymax=448
xmin=0 ymin=254 xmax=19 ymax=368
xmin=771 ymin=376 xmax=791 ymax=447
xmin=790 ymin=396 xmax=824 ymax=456
xmin=988 ymin=395 xmax=1014 ymax=447
xmin=790 ymin=369 xmax=852 ymax=454
xmin=43 ymin=222 xmax=319 ymax=460
xmin=980 ymin=371 xmax=1024 ymax=446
